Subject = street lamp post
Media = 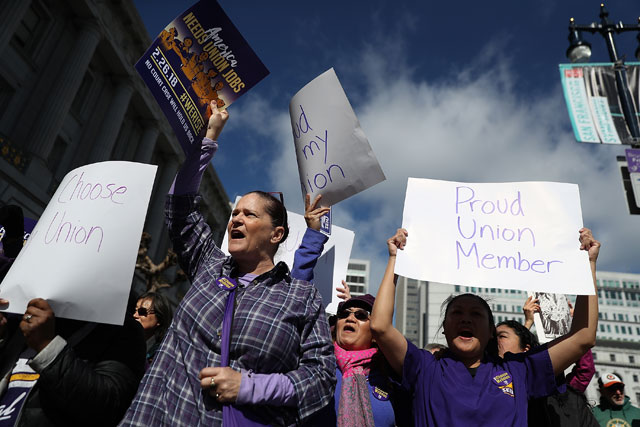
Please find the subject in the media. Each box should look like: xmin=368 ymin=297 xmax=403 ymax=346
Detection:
xmin=567 ymin=4 xmax=640 ymax=145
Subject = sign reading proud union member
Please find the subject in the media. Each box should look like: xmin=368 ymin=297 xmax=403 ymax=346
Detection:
xmin=395 ymin=178 xmax=594 ymax=295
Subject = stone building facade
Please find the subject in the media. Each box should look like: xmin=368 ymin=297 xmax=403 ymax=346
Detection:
xmin=0 ymin=0 xmax=230 ymax=270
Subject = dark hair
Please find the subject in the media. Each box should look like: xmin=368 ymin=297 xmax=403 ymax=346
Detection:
xmin=424 ymin=343 xmax=447 ymax=352
xmin=441 ymin=293 xmax=498 ymax=357
xmin=496 ymin=319 xmax=539 ymax=351
xmin=138 ymin=291 xmax=174 ymax=342
xmin=244 ymin=191 xmax=290 ymax=246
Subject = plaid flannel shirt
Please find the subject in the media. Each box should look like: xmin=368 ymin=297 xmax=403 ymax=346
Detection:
xmin=120 ymin=195 xmax=335 ymax=426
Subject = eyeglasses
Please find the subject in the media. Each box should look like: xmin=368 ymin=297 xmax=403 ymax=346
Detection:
xmin=135 ymin=307 xmax=154 ymax=317
xmin=337 ymin=308 xmax=370 ymax=321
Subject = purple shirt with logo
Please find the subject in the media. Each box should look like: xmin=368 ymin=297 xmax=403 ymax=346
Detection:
xmin=402 ymin=339 xmax=557 ymax=426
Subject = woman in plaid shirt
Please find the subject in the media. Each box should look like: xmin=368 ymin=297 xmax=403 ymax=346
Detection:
xmin=121 ymin=103 xmax=335 ymax=426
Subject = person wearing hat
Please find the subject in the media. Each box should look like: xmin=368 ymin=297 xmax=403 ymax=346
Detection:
xmin=592 ymin=372 xmax=640 ymax=426
xmin=291 ymin=197 xmax=410 ymax=426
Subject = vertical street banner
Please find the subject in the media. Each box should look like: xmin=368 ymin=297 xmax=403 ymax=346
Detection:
xmin=559 ymin=63 xmax=640 ymax=144
xmin=135 ymin=0 xmax=269 ymax=152
xmin=626 ymin=148 xmax=640 ymax=208
xmin=289 ymin=68 xmax=386 ymax=207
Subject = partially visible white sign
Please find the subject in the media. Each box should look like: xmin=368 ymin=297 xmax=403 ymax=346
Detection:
xmin=289 ymin=68 xmax=386 ymax=207
xmin=0 ymin=162 xmax=157 ymax=325
xmin=221 ymin=196 xmax=355 ymax=313
xmin=528 ymin=291 xmax=572 ymax=344
xmin=395 ymin=178 xmax=594 ymax=295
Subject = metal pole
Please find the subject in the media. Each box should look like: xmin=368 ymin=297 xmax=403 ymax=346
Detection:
xmin=600 ymin=6 xmax=640 ymax=142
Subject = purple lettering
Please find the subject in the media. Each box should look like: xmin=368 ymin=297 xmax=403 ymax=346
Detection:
xmin=457 ymin=216 xmax=475 ymax=239
xmin=456 ymin=241 xmax=479 ymax=269
xmin=455 ymin=186 xmax=475 ymax=214
xmin=530 ymin=260 xmax=545 ymax=273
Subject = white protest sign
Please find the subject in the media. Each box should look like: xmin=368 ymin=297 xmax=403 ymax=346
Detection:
xmin=221 ymin=196 xmax=355 ymax=313
xmin=0 ymin=162 xmax=157 ymax=324
xmin=289 ymin=68 xmax=386 ymax=207
xmin=395 ymin=178 xmax=594 ymax=295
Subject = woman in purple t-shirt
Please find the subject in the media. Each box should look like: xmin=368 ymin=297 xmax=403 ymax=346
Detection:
xmin=370 ymin=228 xmax=600 ymax=426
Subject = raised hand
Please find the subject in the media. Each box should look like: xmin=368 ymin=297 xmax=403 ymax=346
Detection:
xmin=205 ymin=101 xmax=230 ymax=141
xmin=522 ymin=296 xmax=540 ymax=329
xmin=387 ymin=228 xmax=408 ymax=257
xmin=579 ymin=228 xmax=600 ymax=263
xmin=304 ymin=194 xmax=330 ymax=231
xmin=336 ymin=280 xmax=351 ymax=301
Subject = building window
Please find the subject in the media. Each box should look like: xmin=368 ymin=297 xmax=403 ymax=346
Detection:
xmin=454 ymin=285 xmax=460 ymax=292
xmin=599 ymin=325 xmax=605 ymax=332
xmin=610 ymin=354 xmax=616 ymax=362
xmin=10 ymin=1 xmax=50 ymax=56
xmin=615 ymin=325 xmax=620 ymax=334
xmin=634 ymin=375 xmax=639 ymax=382
xmin=606 ymin=325 xmax=611 ymax=332
xmin=593 ymin=352 xmax=597 ymax=360
xmin=347 ymin=263 xmax=366 ymax=271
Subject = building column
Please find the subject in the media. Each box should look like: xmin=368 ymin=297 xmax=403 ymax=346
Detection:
xmin=134 ymin=121 xmax=160 ymax=164
xmin=88 ymin=78 xmax=133 ymax=163
xmin=147 ymin=156 xmax=179 ymax=257
xmin=27 ymin=20 xmax=101 ymax=161
xmin=0 ymin=0 xmax=33 ymax=54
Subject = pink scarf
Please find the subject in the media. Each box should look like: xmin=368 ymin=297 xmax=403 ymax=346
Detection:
xmin=334 ymin=342 xmax=378 ymax=427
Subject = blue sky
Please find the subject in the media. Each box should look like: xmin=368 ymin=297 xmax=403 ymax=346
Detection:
xmin=133 ymin=1 xmax=640 ymax=293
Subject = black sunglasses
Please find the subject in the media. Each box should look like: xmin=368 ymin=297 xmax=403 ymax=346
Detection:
xmin=337 ymin=308 xmax=370 ymax=321
xmin=135 ymin=307 xmax=154 ymax=317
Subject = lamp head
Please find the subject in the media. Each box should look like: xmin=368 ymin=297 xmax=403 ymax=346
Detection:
xmin=567 ymin=18 xmax=592 ymax=63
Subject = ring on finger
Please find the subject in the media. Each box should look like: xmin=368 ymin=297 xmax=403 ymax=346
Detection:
xmin=210 ymin=377 xmax=215 ymax=388
xmin=216 ymin=393 xmax=220 ymax=399
xmin=24 ymin=314 xmax=32 ymax=322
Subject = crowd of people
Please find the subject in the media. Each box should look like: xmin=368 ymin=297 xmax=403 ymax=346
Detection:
xmin=0 ymin=102 xmax=638 ymax=426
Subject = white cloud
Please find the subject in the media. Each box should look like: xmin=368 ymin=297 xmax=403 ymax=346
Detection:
xmin=233 ymin=42 xmax=640 ymax=296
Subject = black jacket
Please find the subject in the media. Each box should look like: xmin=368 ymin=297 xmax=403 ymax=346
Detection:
xmin=1 ymin=315 xmax=146 ymax=427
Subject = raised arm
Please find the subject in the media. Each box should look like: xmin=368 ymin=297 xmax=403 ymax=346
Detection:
xmin=547 ymin=228 xmax=600 ymax=376
xmin=370 ymin=228 xmax=409 ymax=376
xmin=522 ymin=296 xmax=540 ymax=330
xmin=165 ymin=103 xmax=229 ymax=279
xmin=290 ymin=194 xmax=330 ymax=281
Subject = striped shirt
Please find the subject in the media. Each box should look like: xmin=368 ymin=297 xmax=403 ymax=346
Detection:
xmin=120 ymin=194 xmax=335 ymax=426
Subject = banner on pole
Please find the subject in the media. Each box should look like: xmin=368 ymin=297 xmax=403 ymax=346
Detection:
xmin=559 ymin=62 xmax=640 ymax=144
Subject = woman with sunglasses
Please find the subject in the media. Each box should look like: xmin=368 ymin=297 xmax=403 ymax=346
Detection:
xmin=132 ymin=291 xmax=173 ymax=364
xmin=370 ymin=228 xmax=600 ymax=426
xmin=121 ymin=103 xmax=334 ymax=426
xmin=290 ymin=200 xmax=410 ymax=426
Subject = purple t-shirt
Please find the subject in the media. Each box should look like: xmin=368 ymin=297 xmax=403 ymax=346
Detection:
xmin=402 ymin=339 xmax=557 ymax=426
